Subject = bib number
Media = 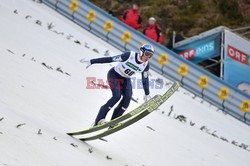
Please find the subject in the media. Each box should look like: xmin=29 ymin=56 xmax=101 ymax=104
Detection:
xmin=124 ymin=69 xmax=135 ymax=76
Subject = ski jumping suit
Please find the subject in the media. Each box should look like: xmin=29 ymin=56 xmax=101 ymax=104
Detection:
xmin=90 ymin=51 xmax=150 ymax=124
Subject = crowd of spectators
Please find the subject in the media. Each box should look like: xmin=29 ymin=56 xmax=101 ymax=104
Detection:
xmin=120 ymin=4 xmax=164 ymax=44
xmin=119 ymin=3 xmax=186 ymax=49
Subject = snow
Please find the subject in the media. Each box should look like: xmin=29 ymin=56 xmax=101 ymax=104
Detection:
xmin=0 ymin=0 xmax=250 ymax=166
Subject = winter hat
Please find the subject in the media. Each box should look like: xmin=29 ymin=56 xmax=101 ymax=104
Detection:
xmin=148 ymin=17 xmax=156 ymax=22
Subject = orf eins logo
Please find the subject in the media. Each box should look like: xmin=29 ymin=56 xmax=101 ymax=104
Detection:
xmin=178 ymin=41 xmax=215 ymax=60
xmin=179 ymin=48 xmax=196 ymax=60
xmin=227 ymin=45 xmax=248 ymax=65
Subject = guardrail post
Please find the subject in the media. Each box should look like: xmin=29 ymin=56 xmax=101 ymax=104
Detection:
xmin=121 ymin=31 xmax=131 ymax=51
xmin=241 ymin=100 xmax=250 ymax=122
xmin=86 ymin=10 xmax=96 ymax=31
xmin=218 ymin=87 xmax=229 ymax=112
xmin=103 ymin=20 xmax=113 ymax=42
xmin=197 ymin=76 xmax=209 ymax=98
xmin=69 ymin=0 xmax=79 ymax=20
xmin=177 ymin=64 xmax=188 ymax=84
xmin=55 ymin=0 xmax=59 ymax=10
xmin=158 ymin=53 xmax=169 ymax=75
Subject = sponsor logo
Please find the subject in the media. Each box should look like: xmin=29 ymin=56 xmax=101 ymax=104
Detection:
xmin=179 ymin=48 xmax=195 ymax=60
xmin=178 ymin=40 xmax=215 ymax=60
xmin=227 ymin=45 xmax=248 ymax=65
xmin=196 ymin=41 xmax=215 ymax=56
xmin=125 ymin=62 xmax=140 ymax=71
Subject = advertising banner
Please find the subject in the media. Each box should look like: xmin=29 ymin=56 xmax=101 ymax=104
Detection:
xmin=224 ymin=30 xmax=250 ymax=95
xmin=174 ymin=33 xmax=221 ymax=63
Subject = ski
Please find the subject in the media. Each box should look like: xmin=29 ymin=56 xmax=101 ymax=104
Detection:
xmin=79 ymin=81 xmax=180 ymax=141
xmin=67 ymin=94 xmax=161 ymax=136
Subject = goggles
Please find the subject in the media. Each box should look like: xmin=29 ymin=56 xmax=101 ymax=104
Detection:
xmin=143 ymin=50 xmax=154 ymax=58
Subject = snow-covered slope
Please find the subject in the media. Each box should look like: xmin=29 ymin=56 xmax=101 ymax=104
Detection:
xmin=0 ymin=0 xmax=250 ymax=166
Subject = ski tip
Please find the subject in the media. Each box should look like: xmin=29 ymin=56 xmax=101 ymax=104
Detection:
xmin=67 ymin=133 xmax=74 ymax=136
xmin=99 ymin=138 xmax=108 ymax=142
xmin=79 ymin=138 xmax=86 ymax=142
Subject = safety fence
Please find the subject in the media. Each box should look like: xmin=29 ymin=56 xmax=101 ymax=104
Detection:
xmin=43 ymin=0 xmax=250 ymax=125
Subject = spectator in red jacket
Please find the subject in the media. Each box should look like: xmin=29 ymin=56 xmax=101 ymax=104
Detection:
xmin=143 ymin=17 xmax=164 ymax=44
xmin=121 ymin=4 xmax=142 ymax=30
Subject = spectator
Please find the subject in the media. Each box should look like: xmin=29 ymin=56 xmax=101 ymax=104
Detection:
xmin=121 ymin=4 xmax=142 ymax=30
xmin=143 ymin=17 xmax=164 ymax=44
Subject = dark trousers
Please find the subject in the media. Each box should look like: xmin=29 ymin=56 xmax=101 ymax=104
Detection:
xmin=95 ymin=68 xmax=132 ymax=124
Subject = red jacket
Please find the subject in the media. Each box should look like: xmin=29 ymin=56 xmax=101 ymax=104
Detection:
xmin=143 ymin=23 xmax=164 ymax=44
xmin=121 ymin=9 xmax=142 ymax=29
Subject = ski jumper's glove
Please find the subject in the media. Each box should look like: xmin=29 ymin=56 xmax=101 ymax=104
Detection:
xmin=143 ymin=94 xmax=151 ymax=102
xmin=80 ymin=59 xmax=91 ymax=69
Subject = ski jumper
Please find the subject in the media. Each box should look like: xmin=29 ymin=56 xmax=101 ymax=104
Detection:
xmin=90 ymin=51 xmax=150 ymax=124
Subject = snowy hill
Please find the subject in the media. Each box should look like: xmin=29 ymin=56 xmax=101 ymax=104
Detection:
xmin=0 ymin=0 xmax=250 ymax=166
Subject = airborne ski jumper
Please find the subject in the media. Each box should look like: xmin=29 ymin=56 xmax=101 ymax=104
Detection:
xmin=81 ymin=44 xmax=154 ymax=126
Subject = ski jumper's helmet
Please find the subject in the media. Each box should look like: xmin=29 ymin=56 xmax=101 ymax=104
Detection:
xmin=140 ymin=44 xmax=154 ymax=58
